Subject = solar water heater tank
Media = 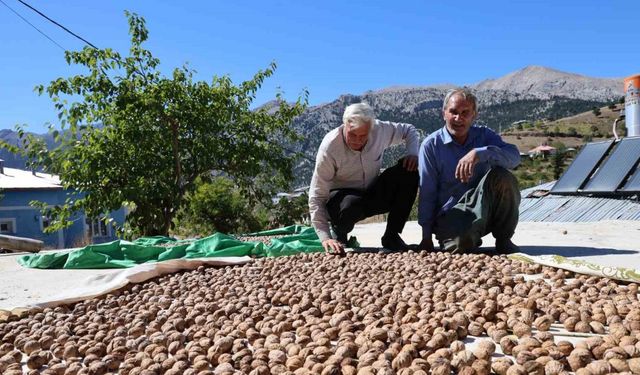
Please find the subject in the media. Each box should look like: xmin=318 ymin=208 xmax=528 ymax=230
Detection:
xmin=625 ymin=74 xmax=640 ymax=137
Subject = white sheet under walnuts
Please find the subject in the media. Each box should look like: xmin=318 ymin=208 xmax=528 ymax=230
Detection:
xmin=1 ymin=250 xmax=640 ymax=375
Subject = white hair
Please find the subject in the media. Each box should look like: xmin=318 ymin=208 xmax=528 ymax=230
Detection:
xmin=342 ymin=103 xmax=375 ymax=128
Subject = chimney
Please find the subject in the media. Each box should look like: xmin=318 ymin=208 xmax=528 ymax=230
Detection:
xmin=0 ymin=159 xmax=4 ymax=175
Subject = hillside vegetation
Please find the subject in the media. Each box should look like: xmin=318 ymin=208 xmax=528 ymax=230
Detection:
xmin=502 ymin=101 xmax=626 ymax=153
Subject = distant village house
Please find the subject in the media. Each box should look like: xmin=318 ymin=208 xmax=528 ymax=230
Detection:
xmin=0 ymin=160 xmax=125 ymax=249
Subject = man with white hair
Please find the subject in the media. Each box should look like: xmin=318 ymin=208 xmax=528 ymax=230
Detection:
xmin=309 ymin=102 xmax=420 ymax=254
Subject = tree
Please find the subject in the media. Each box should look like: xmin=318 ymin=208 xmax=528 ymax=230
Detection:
xmin=592 ymin=107 xmax=601 ymax=117
xmin=8 ymin=12 xmax=307 ymax=236
xmin=552 ymin=147 xmax=567 ymax=180
xmin=567 ymin=127 xmax=578 ymax=136
xmin=270 ymin=193 xmax=310 ymax=227
xmin=173 ymin=177 xmax=268 ymax=236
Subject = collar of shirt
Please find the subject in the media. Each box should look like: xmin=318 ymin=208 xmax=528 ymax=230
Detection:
xmin=439 ymin=125 xmax=478 ymax=147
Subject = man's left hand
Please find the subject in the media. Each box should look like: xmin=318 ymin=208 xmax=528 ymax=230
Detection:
xmin=403 ymin=155 xmax=418 ymax=171
xmin=455 ymin=149 xmax=479 ymax=183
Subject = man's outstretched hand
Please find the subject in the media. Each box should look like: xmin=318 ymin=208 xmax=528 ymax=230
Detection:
xmin=322 ymin=239 xmax=346 ymax=256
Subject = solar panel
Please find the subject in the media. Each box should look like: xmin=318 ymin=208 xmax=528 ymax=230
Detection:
xmin=620 ymin=138 xmax=640 ymax=193
xmin=623 ymin=168 xmax=640 ymax=193
xmin=582 ymin=137 xmax=640 ymax=194
xmin=550 ymin=140 xmax=613 ymax=195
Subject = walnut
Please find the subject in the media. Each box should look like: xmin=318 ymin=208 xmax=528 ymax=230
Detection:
xmin=521 ymin=360 xmax=544 ymax=375
xmin=568 ymin=348 xmax=593 ymax=372
xmin=471 ymin=359 xmax=491 ymax=375
xmin=585 ymin=360 xmax=610 ymax=375
xmin=500 ymin=335 xmax=519 ymax=355
xmin=391 ymin=350 xmax=412 ymax=370
xmin=512 ymin=322 xmax=531 ymax=338
xmin=505 ymin=364 xmax=526 ymax=375
xmin=544 ymin=360 xmax=565 ymax=375
xmin=608 ymin=358 xmax=630 ymax=372
xmin=368 ymin=328 xmax=388 ymax=342
xmin=534 ymin=315 xmax=554 ymax=331
xmin=491 ymin=357 xmax=513 ymax=375
xmin=451 ymin=350 xmax=475 ymax=369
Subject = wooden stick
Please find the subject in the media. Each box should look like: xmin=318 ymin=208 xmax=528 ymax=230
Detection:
xmin=0 ymin=234 xmax=43 ymax=253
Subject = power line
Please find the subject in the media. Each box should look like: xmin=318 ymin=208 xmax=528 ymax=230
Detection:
xmin=16 ymin=0 xmax=98 ymax=49
xmin=0 ymin=0 xmax=65 ymax=50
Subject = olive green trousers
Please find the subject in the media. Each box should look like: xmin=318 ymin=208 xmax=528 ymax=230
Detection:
xmin=433 ymin=167 xmax=520 ymax=252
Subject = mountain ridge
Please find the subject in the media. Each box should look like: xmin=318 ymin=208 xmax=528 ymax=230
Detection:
xmin=0 ymin=66 xmax=626 ymax=186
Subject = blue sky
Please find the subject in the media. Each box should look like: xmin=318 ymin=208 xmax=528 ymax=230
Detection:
xmin=1 ymin=0 xmax=639 ymax=133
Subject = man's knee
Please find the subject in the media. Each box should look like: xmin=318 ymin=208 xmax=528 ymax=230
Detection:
xmin=487 ymin=167 xmax=518 ymax=191
xmin=387 ymin=159 xmax=419 ymax=186
xmin=340 ymin=194 xmax=363 ymax=211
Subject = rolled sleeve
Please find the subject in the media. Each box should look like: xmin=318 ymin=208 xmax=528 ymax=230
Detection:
xmin=308 ymin=147 xmax=335 ymax=242
xmin=475 ymin=130 xmax=521 ymax=169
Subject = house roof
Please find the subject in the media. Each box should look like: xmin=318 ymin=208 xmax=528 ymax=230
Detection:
xmin=520 ymin=181 xmax=640 ymax=222
xmin=0 ymin=167 xmax=61 ymax=190
xmin=528 ymin=145 xmax=556 ymax=154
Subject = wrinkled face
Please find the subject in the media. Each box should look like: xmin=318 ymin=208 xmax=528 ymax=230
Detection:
xmin=343 ymin=121 xmax=371 ymax=151
xmin=443 ymin=94 xmax=476 ymax=144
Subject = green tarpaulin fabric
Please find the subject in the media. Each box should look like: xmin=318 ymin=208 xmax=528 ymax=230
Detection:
xmin=18 ymin=226 xmax=344 ymax=269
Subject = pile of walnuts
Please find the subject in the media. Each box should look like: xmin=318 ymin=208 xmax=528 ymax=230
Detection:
xmin=1 ymin=250 xmax=640 ymax=374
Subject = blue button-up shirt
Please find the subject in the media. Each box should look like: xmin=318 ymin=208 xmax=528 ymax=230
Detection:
xmin=418 ymin=125 xmax=521 ymax=239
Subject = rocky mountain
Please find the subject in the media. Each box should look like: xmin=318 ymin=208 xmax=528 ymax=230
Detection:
xmin=0 ymin=129 xmax=56 ymax=170
xmin=288 ymin=66 xmax=623 ymax=185
xmin=473 ymin=65 xmax=622 ymax=101
xmin=0 ymin=66 xmax=624 ymax=187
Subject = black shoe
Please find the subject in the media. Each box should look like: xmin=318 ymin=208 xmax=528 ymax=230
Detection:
xmin=440 ymin=236 xmax=482 ymax=253
xmin=495 ymin=238 xmax=519 ymax=253
xmin=381 ymin=233 xmax=409 ymax=251
xmin=331 ymin=225 xmax=348 ymax=244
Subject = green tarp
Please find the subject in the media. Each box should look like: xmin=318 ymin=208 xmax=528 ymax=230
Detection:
xmin=18 ymin=225 xmax=356 ymax=269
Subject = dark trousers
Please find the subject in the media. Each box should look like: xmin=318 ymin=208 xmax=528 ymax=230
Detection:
xmin=434 ymin=167 xmax=520 ymax=250
xmin=326 ymin=159 xmax=419 ymax=239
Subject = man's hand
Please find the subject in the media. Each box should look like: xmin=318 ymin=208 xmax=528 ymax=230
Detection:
xmin=402 ymin=155 xmax=418 ymax=171
xmin=455 ymin=149 xmax=479 ymax=183
xmin=322 ymin=239 xmax=345 ymax=255
xmin=418 ymin=238 xmax=435 ymax=252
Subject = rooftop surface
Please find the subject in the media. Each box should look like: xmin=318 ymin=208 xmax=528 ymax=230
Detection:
xmin=0 ymin=167 xmax=61 ymax=190
xmin=0 ymin=219 xmax=638 ymax=311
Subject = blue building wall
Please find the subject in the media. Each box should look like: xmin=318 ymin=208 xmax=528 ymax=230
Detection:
xmin=0 ymin=188 xmax=125 ymax=249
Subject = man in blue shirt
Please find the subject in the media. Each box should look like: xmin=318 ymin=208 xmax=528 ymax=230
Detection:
xmin=418 ymin=88 xmax=521 ymax=253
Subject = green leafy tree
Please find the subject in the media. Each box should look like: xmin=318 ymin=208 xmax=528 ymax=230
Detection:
xmin=592 ymin=107 xmax=601 ymax=117
xmin=6 ymin=12 xmax=307 ymax=236
xmin=174 ymin=177 xmax=268 ymax=236
xmin=552 ymin=144 xmax=567 ymax=180
xmin=567 ymin=127 xmax=578 ymax=136
xmin=270 ymin=193 xmax=310 ymax=227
